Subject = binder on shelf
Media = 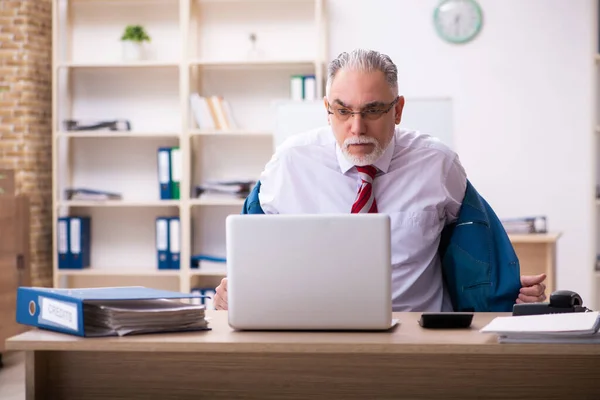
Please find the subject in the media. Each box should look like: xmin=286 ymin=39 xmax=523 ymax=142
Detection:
xmin=191 ymin=287 xmax=216 ymax=310
xmin=157 ymin=147 xmax=172 ymax=200
xmin=170 ymin=147 xmax=181 ymax=200
xmin=156 ymin=217 xmax=170 ymax=270
xmin=169 ymin=217 xmax=181 ymax=270
xmin=303 ymin=75 xmax=316 ymax=101
xmin=16 ymin=286 xmax=210 ymax=337
xmin=290 ymin=75 xmax=304 ymax=101
xmin=203 ymin=288 xmax=216 ymax=310
xmin=57 ymin=217 xmax=70 ymax=269
xmin=69 ymin=217 xmax=91 ymax=270
xmin=190 ymin=288 xmax=203 ymax=305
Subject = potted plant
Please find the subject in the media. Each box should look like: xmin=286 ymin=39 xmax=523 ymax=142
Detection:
xmin=120 ymin=25 xmax=151 ymax=61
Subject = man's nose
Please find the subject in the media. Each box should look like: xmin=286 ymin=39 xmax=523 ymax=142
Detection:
xmin=349 ymin=113 xmax=365 ymax=135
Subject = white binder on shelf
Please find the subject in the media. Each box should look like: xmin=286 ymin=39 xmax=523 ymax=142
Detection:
xmin=169 ymin=217 xmax=180 ymax=270
xmin=156 ymin=217 xmax=170 ymax=270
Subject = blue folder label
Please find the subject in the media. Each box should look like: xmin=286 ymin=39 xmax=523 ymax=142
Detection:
xmin=39 ymin=296 xmax=78 ymax=331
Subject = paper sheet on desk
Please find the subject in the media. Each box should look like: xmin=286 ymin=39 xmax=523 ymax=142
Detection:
xmin=480 ymin=311 xmax=600 ymax=343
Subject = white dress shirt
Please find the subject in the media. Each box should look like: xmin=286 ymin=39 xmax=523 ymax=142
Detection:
xmin=258 ymin=126 xmax=467 ymax=312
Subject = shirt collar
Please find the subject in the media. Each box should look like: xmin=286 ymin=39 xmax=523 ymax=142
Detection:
xmin=335 ymin=133 xmax=395 ymax=175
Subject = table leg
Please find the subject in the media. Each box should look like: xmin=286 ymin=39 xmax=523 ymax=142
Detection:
xmin=25 ymin=351 xmax=49 ymax=400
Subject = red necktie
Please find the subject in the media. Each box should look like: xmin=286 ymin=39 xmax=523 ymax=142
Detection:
xmin=351 ymin=165 xmax=378 ymax=213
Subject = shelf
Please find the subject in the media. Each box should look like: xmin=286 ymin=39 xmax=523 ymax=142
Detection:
xmin=197 ymin=0 xmax=314 ymax=3
xmin=57 ymin=269 xmax=181 ymax=277
xmin=57 ymin=61 xmax=179 ymax=69
xmin=56 ymin=131 xmax=180 ymax=139
xmin=190 ymin=197 xmax=245 ymax=206
xmin=59 ymin=200 xmax=181 ymax=208
xmin=508 ymin=233 xmax=562 ymax=244
xmin=189 ymin=59 xmax=316 ymax=69
xmin=189 ymin=129 xmax=272 ymax=137
xmin=190 ymin=269 xmax=227 ymax=277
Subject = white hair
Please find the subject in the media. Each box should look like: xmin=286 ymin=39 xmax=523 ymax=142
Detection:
xmin=325 ymin=49 xmax=399 ymax=98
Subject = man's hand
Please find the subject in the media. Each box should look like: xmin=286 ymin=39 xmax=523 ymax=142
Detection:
xmin=214 ymin=277 xmax=228 ymax=310
xmin=517 ymin=273 xmax=547 ymax=304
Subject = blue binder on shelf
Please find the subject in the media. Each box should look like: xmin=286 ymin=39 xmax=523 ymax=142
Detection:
xmin=191 ymin=287 xmax=216 ymax=310
xmin=68 ymin=216 xmax=91 ymax=269
xmin=15 ymin=286 xmax=210 ymax=337
xmin=156 ymin=217 xmax=170 ymax=270
xmin=157 ymin=147 xmax=172 ymax=200
xmin=57 ymin=217 xmax=71 ymax=269
xmin=169 ymin=217 xmax=180 ymax=270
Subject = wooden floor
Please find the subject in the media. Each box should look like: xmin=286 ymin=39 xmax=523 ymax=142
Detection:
xmin=0 ymin=351 xmax=25 ymax=400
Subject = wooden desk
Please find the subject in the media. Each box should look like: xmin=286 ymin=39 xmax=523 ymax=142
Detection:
xmin=510 ymin=233 xmax=561 ymax=293
xmin=6 ymin=311 xmax=600 ymax=400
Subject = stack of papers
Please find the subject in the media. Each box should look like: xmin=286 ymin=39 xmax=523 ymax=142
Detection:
xmin=480 ymin=312 xmax=600 ymax=343
xmin=83 ymin=299 xmax=209 ymax=337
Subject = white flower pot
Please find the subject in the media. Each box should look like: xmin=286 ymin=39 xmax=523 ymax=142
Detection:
xmin=122 ymin=41 xmax=145 ymax=61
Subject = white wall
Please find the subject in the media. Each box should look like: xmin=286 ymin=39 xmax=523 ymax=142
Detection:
xmin=327 ymin=0 xmax=597 ymax=304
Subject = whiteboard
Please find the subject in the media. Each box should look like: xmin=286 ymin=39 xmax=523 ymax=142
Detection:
xmin=272 ymin=97 xmax=454 ymax=149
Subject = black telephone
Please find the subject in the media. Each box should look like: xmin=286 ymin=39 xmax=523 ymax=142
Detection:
xmin=512 ymin=290 xmax=592 ymax=316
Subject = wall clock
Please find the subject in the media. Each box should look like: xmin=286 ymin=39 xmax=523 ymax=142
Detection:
xmin=433 ymin=0 xmax=483 ymax=44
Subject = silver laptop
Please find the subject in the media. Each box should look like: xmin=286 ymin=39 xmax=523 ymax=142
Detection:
xmin=225 ymin=214 xmax=396 ymax=331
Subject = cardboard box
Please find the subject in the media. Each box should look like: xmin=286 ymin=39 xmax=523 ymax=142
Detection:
xmin=0 ymin=169 xmax=15 ymax=197
xmin=0 ymin=191 xmax=31 ymax=352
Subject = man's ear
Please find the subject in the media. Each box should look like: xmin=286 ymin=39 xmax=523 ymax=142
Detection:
xmin=395 ymin=96 xmax=405 ymax=125
xmin=323 ymin=96 xmax=331 ymax=125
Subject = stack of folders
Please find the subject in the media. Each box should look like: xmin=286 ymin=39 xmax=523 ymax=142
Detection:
xmin=65 ymin=188 xmax=122 ymax=201
xmin=16 ymin=286 xmax=211 ymax=337
xmin=500 ymin=216 xmax=547 ymax=234
xmin=480 ymin=312 xmax=600 ymax=343
xmin=157 ymin=146 xmax=181 ymax=200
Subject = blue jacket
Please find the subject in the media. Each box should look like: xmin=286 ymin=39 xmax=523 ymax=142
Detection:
xmin=241 ymin=180 xmax=521 ymax=312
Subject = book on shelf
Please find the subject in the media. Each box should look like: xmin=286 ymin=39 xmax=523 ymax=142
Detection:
xmin=500 ymin=216 xmax=547 ymax=234
xmin=190 ymin=93 xmax=238 ymax=131
xmin=57 ymin=216 xmax=91 ymax=269
xmin=65 ymin=188 xmax=122 ymax=201
xmin=195 ymin=179 xmax=256 ymax=198
xmin=16 ymin=286 xmax=211 ymax=337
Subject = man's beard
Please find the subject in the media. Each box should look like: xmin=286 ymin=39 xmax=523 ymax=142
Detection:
xmin=342 ymin=136 xmax=387 ymax=166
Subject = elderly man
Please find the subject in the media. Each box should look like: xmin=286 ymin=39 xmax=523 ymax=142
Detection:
xmin=214 ymin=48 xmax=546 ymax=312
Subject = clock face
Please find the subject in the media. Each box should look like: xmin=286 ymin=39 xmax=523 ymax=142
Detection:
xmin=434 ymin=0 xmax=483 ymax=44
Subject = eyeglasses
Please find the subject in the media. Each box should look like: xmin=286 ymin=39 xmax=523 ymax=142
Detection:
xmin=327 ymin=97 xmax=399 ymax=122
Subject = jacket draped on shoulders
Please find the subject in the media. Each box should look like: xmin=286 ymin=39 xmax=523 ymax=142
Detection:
xmin=240 ymin=180 xmax=521 ymax=312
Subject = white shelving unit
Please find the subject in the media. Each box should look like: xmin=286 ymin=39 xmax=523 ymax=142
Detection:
xmin=51 ymin=0 xmax=327 ymax=293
